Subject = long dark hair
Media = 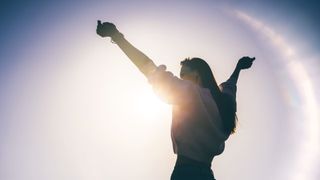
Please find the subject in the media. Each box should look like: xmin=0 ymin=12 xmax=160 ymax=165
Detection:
xmin=180 ymin=57 xmax=237 ymax=135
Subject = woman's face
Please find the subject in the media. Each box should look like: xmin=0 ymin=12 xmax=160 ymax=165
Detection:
xmin=180 ymin=65 xmax=202 ymax=86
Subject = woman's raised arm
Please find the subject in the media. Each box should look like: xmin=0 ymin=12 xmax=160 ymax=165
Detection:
xmin=96 ymin=20 xmax=157 ymax=77
xmin=229 ymin=56 xmax=255 ymax=84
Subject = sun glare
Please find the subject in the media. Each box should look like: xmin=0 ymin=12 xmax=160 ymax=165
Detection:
xmin=132 ymin=87 xmax=169 ymax=119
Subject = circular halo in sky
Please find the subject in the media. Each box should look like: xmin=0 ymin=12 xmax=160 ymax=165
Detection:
xmin=0 ymin=1 xmax=319 ymax=180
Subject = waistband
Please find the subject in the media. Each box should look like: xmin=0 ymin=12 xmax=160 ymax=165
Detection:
xmin=175 ymin=155 xmax=211 ymax=168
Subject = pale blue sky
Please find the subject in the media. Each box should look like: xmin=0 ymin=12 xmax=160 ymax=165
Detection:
xmin=0 ymin=1 xmax=319 ymax=180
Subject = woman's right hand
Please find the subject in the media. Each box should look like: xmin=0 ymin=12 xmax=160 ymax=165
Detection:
xmin=236 ymin=56 xmax=255 ymax=70
xmin=96 ymin=20 xmax=119 ymax=38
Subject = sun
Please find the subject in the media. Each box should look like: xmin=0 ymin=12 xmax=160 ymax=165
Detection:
xmin=133 ymin=87 xmax=169 ymax=119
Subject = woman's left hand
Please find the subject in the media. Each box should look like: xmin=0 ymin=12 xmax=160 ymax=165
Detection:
xmin=236 ymin=56 xmax=255 ymax=70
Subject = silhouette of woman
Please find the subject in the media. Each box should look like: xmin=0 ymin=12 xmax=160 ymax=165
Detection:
xmin=96 ymin=21 xmax=255 ymax=180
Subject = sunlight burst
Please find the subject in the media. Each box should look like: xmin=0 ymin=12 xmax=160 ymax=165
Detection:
xmin=132 ymin=87 xmax=169 ymax=119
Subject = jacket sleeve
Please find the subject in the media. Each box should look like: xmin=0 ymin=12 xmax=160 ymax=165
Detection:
xmin=219 ymin=77 xmax=237 ymax=112
xmin=219 ymin=76 xmax=237 ymax=99
xmin=146 ymin=64 xmax=194 ymax=105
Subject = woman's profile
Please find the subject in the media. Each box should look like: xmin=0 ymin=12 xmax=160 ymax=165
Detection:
xmin=96 ymin=20 xmax=255 ymax=180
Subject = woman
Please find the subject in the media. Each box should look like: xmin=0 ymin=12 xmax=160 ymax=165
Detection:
xmin=96 ymin=21 xmax=255 ymax=180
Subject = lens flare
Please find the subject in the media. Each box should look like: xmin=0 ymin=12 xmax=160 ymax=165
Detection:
xmin=233 ymin=9 xmax=320 ymax=180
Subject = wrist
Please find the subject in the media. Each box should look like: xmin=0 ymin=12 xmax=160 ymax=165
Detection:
xmin=111 ymin=31 xmax=124 ymax=43
xmin=235 ymin=66 xmax=241 ymax=71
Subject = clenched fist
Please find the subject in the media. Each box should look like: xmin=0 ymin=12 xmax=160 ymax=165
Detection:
xmin=96 ymin=20 xmax=119 ymax=38
xmin=236 ymin=56 xmax=255 ymax=70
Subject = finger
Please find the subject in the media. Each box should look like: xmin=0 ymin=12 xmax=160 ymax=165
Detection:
xmin=97 ymin=20 xmax=102 ymax=26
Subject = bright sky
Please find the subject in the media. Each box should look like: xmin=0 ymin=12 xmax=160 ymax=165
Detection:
xmin=0 ymin=1 xmax=319 ymax=180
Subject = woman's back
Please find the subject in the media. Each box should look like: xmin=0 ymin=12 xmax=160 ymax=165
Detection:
xmin=147 ymin=65 xmax=237 ymax=164
xmin=171 ymin=84 xmax=230 ymax=164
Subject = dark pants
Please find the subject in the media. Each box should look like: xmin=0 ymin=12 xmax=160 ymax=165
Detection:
xmin=170 ymin=165 xmax=215 ymax=180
